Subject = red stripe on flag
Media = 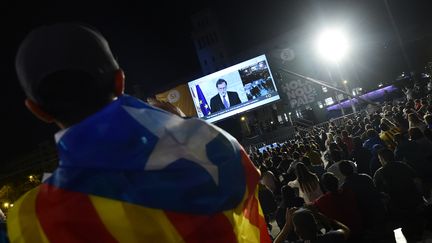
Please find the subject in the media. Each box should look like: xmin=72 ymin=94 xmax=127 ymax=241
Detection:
xmin=165 ymin=211 xmax=237 ymax=243
xmin=240 ymin=148 xmax=260 ymax=197
xmin=35 ymin=184 xmax=118 ymax=243
xmin=240 ymin=148 xmax=271 ymax=242
xmin=242 ymin=195 xmax=271 ymax=243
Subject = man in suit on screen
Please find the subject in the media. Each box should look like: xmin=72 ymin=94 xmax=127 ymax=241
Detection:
xmin=210 ymin=78 xmax=241 ymax=113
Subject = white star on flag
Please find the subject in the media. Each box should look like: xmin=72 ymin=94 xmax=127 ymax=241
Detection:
xmin=122 ymin=106 xmax=220 ymax=185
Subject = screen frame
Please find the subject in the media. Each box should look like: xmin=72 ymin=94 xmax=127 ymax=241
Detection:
xmin=188 ymin=54 xmax=280 ymax=123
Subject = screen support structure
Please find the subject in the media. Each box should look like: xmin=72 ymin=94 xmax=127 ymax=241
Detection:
xmin=276 ymin=66 xmax=379 ymax=107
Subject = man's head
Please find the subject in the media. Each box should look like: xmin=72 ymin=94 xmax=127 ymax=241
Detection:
xmin=16 ymin=23 xmax=124 ymax=128
xmin=292 ymin=209 xmax=318 ymax=240
xmin=393 ymin=133 xmax=404 ymax=145
xmin=377 ymin=148 xmax=395 ymax=166
xmin=379 ymin=122 xmax=390 ymax=132
xmin=366 ymin=129 xmax=378 ymax=139
xmin=339 ymin=160 xmax=355 ymax=177
xmin=321 ymin=172 xmax=339 ymax=193
xmin=216 ymin=78 xmax=228 ymax=97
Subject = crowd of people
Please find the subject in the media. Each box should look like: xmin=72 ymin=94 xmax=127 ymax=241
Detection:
xmin=250 ymin=84 xmax=432 ymax=242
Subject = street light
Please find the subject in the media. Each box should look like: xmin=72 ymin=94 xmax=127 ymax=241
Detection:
xmin=316 ymin=28 xmax=349 ymax=63
xmin=316 ymin=28 xmax=354 ymax=114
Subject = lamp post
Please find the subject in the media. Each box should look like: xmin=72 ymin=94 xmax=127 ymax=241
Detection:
xmin=343 ymin=80 xmax=356 ymax=113
xmin=288 ymin=112 xmax=293 ymax=126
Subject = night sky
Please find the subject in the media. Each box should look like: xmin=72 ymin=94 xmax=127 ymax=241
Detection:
xmin=2 ymin=0 xmax=432 ymax=169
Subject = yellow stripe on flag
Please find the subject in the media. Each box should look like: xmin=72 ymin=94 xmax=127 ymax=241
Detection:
xmin=223 ymin=188 xmax=261 ymax=243
xmin=7 ymin=187 xmax=49 ymax=243
xmin=89 ymin=195 xmax=184 ymax=243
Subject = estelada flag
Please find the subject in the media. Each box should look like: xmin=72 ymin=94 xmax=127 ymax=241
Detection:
xmin=7 ymin=95 xmax=270 ymax=243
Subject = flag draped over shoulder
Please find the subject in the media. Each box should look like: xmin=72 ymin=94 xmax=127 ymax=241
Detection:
xmin=7 ymin=95 xmax=270 ymax=243
xmin=196 ymin=84 xmax=211 ymax=116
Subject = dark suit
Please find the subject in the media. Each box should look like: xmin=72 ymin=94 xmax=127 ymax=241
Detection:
xmin=210 ymin=91 xmax=241 ymax=113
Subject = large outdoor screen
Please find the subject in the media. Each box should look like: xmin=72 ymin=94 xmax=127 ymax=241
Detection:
xmin=188 ymin=54 xmax=280 ymax=123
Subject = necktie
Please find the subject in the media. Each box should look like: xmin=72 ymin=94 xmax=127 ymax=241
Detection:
xmin=223 ymin=95 xmax=229 ymax=108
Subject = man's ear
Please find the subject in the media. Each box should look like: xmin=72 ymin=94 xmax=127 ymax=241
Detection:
xmin=114 ymin=69 xmax=125 ymax=96
xmin=25 ymin=99 xmax=55 ymax=123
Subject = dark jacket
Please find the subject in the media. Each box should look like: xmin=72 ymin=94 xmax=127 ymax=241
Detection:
xmin=210 ymin=91 xmax=241 ymax=113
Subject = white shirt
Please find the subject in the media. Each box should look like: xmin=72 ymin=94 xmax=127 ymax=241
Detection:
xmin=327 ymin=161 xmax=358 ymax=187
xmin=288 ymin=179 xmax=323 ymax=203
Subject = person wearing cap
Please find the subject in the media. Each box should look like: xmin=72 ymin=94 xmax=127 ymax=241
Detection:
xmin=8 ymin=23 xmax=271 ymax=242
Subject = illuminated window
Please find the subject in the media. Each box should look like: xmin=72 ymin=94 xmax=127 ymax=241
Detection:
xmin=325 ymin=97 xmax=334 ymax=105
xmin=322 ymin=86 xmax=328 ymax=92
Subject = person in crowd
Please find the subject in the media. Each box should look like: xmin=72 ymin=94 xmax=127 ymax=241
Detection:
xmin=363 ymin=129 xmax=385 ymax=151
xmin=403 ymin=86 xmax=414 ymax=100
xmin=394 ymin=133 xmax=423 ymax=166
xmin=288 ymin=163 xmax=323 ymax=203
xmin=408 ymin=112 xmax=426 ymax=132
xmin=351 ymin=136 xmax=372 ymax=176
xmin=275 ymin=185 xmax=305 ymax=230
xmin=392 ymin=112 xmax=409 ymax=136
xmin=9 ymin=23 xmax=270 ymax=242
xmin=370 ymin=114 xmax=382 ymax=132
xmin=259 ymin=174 xmax=278 ymax=231
xmin=286 ymin=151 xmax=302 ymax=177
xmin=274 ymin=208 xmax=350 ymax=243
xmin=352 ymin=120 xmax=365 ymax=137
xmin=414 ymin=99 xmax=422 ymax=111
xmin=338 ymin=161 xmax=387 ymax=238
xmin=326 ymin=160 xmax=357 ymax=187
xmin=314 ymin=132 xmax=325 ymax=152
xmin=324 ymin=133 xmax=334 ymax=149
xmin=335 ymin=136 xmax=349 ymax=159
xmin=210 ymin=78 xmax=241 ymax=113
xmin=379 ymin=122 xmax=400 ymax=151
xmin=418 ymin=99 xmax=429 ymax=116
xmin=261 ymin=170 xmax=279 ymax=195
xmin=304 ymin=144 xmax=323 ymax=166
xmin=373 ymin=148 xmax=424 ymax=242
xmin=340 ymin=130 xmax=354 ymax=155
xmin=301 ymin=156 xmax=325 ymax=179
xmin=311 ymin=172 xmax=363 ymax=238
xmin=369 ymin=144 xmax=385 ymax=176
xmin=323 ymin=142 xmax=343 ymax=170
xmin=407 ymin=128 xmax=432 ymax=198
xmin=409 ymin=127 xmax=432 ymax=152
